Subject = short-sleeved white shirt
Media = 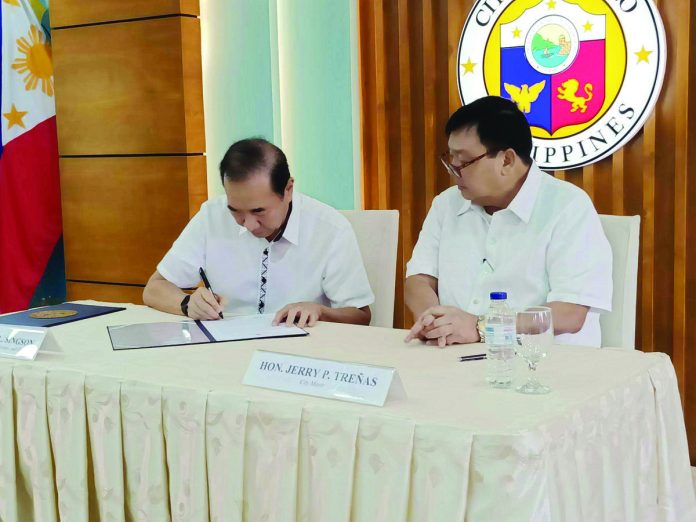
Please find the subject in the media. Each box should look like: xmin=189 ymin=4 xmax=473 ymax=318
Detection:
xmin=158 ymin=192 xmax=374 ymax=315
xmin=406 ymin=163 xmax=612 ymax=347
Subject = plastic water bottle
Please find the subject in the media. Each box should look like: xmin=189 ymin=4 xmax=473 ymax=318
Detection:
xmin=484 ymin=292 xmax=516 ymax=388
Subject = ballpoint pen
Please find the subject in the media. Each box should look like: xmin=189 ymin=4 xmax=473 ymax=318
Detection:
xmin=199 ymin=267 xmax=224 ymax=319
xmin=459 ymin=353 xmax=487 ymax=362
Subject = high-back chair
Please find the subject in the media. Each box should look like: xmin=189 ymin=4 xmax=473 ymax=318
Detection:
xmin=339 ymin=210 xmax=399 ymax=327
xmin=599 ymin=215 xmax=641 ymax=349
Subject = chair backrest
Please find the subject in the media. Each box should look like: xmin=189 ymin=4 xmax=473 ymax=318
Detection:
xmin=599 ymin=214 xmax=641 ymax=349
xmin=339 ymin=210 xmax=399 ymax=328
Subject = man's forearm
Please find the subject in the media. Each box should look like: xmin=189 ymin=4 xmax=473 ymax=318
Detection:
xmin=320 ymin=305 xmax=371 ymax=326
xmin=405 ymin=275 xmax=440 ymax=318
xmin=143 ymin=276 xmax=187 ymax=315
xmin=547 ymin=301 xmax=589 ymax=334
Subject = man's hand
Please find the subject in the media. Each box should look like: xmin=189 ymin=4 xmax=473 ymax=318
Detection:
xmin=404 ymin=310 xmax=437 ymax=342
xmin=273 ymin=302 xmax=326 ymax=328
xmin=186 ymin=287 xmax=226 ymax=320
xmin=405 ymin=306 xmax=480 ymax=347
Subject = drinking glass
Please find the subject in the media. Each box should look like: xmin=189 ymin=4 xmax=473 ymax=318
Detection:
xmin=515 ymin=306 xmax=553 ymax=394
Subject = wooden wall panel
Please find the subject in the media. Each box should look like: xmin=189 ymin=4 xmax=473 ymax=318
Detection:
xmin=52 ymin=2 xmax=207 ymax=306
xmin=66 ymin=282 xmax=145 ymax=305
xmin=181 ymin=17 xmax=206 ymax=156
xmin=52 ymin=17 xmax=205 ymax=155
xmin=186 ymin=155 xmax=208 ymax=218
xmin=51 ymin=0 xmax=199 ymax=28
xmin=358 ymin=0 xmax=696 ymax=462
xmin=683 ymin=0 xmax=696 ymax=467
xmin=60 ymin=156 xmax=205 ymax=284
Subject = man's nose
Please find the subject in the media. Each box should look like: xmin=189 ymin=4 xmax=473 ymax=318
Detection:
xmin=243 ymin=216 xmax=259 ymax=232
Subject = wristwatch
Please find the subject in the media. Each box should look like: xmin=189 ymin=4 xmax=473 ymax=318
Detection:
xmin=476 ymin=315 xmax=486 ymax=343
xmin=180 ymin=294 xmax=191 ymax=317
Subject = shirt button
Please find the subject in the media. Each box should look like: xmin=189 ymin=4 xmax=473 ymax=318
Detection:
xmin=473 ymin=299 xmax=480 ymax=305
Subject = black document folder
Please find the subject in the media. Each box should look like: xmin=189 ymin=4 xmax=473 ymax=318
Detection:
xmin=0 ymin=303 xmax=126 ymax=327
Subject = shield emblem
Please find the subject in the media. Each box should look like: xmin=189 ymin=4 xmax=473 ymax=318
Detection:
xmin=500 ymin=6 xmax=606 ymax=134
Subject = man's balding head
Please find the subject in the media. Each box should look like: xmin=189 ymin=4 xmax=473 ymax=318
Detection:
xmin=219 ymin=138 xmax=290 ymax=196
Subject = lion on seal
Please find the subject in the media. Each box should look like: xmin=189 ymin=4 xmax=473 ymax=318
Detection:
xmin=557 ymin=79 xmax=593 ymax=113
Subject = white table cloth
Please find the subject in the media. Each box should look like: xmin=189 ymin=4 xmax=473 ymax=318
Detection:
xmin=0 ymin=302 xmax=694 ymax=521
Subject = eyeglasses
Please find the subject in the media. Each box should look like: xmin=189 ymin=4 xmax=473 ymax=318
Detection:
xmin=439 ymin=151 xmax=488 ymax=178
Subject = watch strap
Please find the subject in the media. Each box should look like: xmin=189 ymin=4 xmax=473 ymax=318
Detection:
xmin=476 ymin=315 xmax=486 ymax=343
xmin=180 ymin=294 xmax=191 ymax=317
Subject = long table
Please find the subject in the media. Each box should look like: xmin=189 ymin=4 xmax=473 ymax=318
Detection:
xmin=0 ymin=302 xmax=694 ymax=521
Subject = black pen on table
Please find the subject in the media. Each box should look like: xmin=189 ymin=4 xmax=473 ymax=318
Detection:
xmin=459 ymin=353 xmax=486 ymax=362
xmin=198 ymin=267 xmax=224 ymax=319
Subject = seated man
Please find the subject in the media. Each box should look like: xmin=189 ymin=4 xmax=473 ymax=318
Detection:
xmin=143 ymin=138 xmax=373 ymax=327
xmin=405 ymin=96 xmax=612 ymax=347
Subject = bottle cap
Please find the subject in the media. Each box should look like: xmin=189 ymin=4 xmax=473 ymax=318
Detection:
xmin=490 ymin=291 xmax=507 ymax=300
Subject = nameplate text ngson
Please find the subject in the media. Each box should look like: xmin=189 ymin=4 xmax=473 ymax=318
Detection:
xmin=0 ymin=324 xmax=47 ymax=360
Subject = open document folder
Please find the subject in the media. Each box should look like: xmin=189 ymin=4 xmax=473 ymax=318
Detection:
xmin=108 ymin=314 xmax=308 ymax=350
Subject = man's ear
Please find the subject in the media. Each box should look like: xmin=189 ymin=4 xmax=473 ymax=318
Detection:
xmin=284 ymin=177 xmax=294 ymax=199
xmin=500 ymin=149 xmax=517 ymax=174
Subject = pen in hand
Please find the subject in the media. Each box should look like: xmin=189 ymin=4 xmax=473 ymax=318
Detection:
xmin=199 ymin=267 xmax=224 ymax=319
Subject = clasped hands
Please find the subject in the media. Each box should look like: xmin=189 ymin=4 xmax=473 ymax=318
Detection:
xmin=405 ymin=306 xmax=480 ymax=347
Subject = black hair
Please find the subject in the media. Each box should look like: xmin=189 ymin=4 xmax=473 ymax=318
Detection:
xmin=445 ymin=96 xmax=533 ymax=165
xmin=219 ymin=138 xmax=290 ymax=196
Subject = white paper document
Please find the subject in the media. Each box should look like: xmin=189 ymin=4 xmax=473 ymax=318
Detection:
xmin=200 ymin=314 xmax=307 ymax=342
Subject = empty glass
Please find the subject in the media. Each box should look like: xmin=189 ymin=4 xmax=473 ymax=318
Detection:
xmin=515 ymin=306 xmax=553 ymax=394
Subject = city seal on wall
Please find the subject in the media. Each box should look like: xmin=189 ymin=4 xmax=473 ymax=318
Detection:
xmin=457 ymin=0 xmax=666 ymax=170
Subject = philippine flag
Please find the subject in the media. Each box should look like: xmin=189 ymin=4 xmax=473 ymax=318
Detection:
xmin=0 ymin=0 xmax=61 ymax=312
